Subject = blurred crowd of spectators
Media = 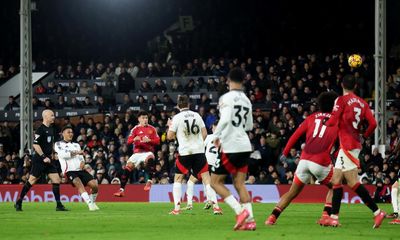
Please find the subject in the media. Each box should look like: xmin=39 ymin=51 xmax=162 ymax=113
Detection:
xmin=0 ymin=54 xmax=400 ymax=195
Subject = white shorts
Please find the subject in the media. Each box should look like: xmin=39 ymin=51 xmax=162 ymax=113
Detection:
xmin=294 ymin=160 xmax=333 ymax=185
xmin=127 ymin=152 xmax=155 ymax=167
xmin=334 ymin=149 xmax=360 ymax=172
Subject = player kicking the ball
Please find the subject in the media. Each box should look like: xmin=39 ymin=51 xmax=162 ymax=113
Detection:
xmin=55 ymin=126 xmax=99 ymax=211
xmin=265 ymin=92 xmax=338 ymax=225
xmin=114 ymin=110 xmax=160 ymax=197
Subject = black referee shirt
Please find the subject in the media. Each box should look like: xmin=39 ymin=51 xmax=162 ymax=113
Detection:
xmin=33 ymin=124 xmax=55 ymax=156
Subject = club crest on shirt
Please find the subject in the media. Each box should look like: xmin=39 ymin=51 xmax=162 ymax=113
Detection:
xmin=47 ymin=136 xmax=52 ymax=143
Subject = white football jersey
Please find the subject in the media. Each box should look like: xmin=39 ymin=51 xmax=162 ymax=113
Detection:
xmin=170 ymin=109 xmax=206 ymax=156
xmin=55 ymin=141 xmax=85 ymax=173
xmin=214 ymin=90 xmax=253 ymax=153
xmin=204 ymin=134 xmax=220 ymax=168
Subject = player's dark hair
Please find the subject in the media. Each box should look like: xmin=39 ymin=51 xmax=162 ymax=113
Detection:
xmin=137 ymin=110 xmax=148 ymax=118
xmin=317 ymin=91 xmax=338 ymax=113
xmin=228 ymin=67 xmax=245 ymax=83
xmin=61 ymin=125 xmax=73 ymax=132
xmin=342 ymin=74 xmax=356 ymax=90
xmin=177 ymin=95 xmax=189 ymax=109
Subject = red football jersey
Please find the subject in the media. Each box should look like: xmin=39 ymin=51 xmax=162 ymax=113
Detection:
xmin=283 ymin=112 xmax=338 ymax=166
xmin=127 ymin=124 xmax=160 ymax=153
xmin=325 ymin=92 xmax=377 ymax=150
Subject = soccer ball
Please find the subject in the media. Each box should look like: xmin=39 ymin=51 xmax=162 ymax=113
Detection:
xmin=348 ymin=54 xmax=362 ymax=68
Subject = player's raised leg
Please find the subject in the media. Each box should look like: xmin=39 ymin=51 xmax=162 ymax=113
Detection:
xmin=114 ymin=162 xmax=134 ymax=197
xmin=71 ymin=177 xmax=97 ymax=211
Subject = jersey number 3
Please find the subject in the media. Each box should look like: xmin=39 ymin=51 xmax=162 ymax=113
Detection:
xmin=232 ymin=105 xmax=250 ymax=127
xmin=352 ymin=107 xmax=361 ymax=129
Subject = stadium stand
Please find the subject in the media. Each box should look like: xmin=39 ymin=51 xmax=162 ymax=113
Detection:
xmin=0 ymin=54 xmax=399 ymax=201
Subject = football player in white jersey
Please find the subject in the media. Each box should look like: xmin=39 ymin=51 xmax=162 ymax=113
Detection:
xmin=211 ymin=68 xmax=256 ymax=231
xmin=55 ymin=126 xmax=99 ymax=211
xmin=184 ymin=121 xmax=222 ymax=214
xmin=167 ymin=95 xmax=214 ymax=215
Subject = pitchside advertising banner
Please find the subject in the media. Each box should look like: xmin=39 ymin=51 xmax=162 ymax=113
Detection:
xmin=0 ymin=184 xmax=375 ymax=204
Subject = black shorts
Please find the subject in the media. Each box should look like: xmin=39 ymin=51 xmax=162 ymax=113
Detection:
xmin=66 ymin=171 xmax=95 ymax=186
xmin=211 ymin=151 xmax=250 ymax=175
xmin=175 ymin=153 xmax=208 ymax=179
xmin=30 ymin=156 xmax=59 ymax=178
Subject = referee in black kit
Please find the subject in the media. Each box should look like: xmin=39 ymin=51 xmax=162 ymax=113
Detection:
xmin=15 ymin=109 xmax=68 ymax=211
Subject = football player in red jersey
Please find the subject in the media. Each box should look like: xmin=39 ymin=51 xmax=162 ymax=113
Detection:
xmin=323 ymin=75 xmax=385 ymax=228
xmin=265 ymin=92 xmax=338 ymax=225
xmin=114 ymin=110 xmax=160 ymax=196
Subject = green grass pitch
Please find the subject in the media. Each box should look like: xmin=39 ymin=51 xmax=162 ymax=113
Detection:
xmin=0 ymin=202 xmax=397 ymax=240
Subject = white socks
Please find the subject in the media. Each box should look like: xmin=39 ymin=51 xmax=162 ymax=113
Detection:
xmin=205 ymin=184 xmax=219 ymax=207
xmin=392 ymin=187 xmax=398 ymax=213
xmin=81 ymin=192 xmax=92 ymax=205
xmin=224 ymin=195 xmax=242 ymax=215
xmin=173 ymin=182 xmax=182 ymax=211
xmin=90 ymin=193 xmax=98 ymax=203
xmin=186 ymin=180 xmax=195 ymax=206
xmin=242 ymin=202 xmax=254 ymax=221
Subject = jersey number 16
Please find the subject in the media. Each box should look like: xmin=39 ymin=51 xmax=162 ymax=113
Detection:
xmin=184 ymin=119 xmax=200 ymax=135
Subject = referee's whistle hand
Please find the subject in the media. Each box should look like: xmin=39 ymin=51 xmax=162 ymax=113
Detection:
xmin=43 ymin=157 xmax=51 ymax=163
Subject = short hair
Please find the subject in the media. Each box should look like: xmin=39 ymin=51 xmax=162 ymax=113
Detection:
xmin=228 ymin=67 xmax=245 ymax=83
xmin=177 ymin=95 xmax=189 ymax=109
xmin=61 ymin=125 xmax=73 ymax=132
xmin=137 ymin=110 xmax=148 ymax=118
xmin=317 ymin=91 xmax=339 ymax=113
xmin=342 ymin=74 xmax=356 ymax=90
